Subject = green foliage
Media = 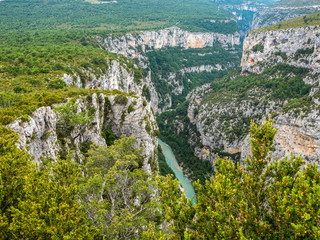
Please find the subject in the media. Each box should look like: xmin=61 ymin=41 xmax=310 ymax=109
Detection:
xmin=256 ymin=12 xmax=320 ymax=32
xmin=209 ymin=64 xmax=311 ymax=101
xmin=294 ymin=48 xmax=314 ymax=60
xmin=142 ymin=85 xmax=151 ymax=102
xmin=0 ymin=0 xmax=234 ymax=33
xmin=55 ymin=101 xmax=92 ymax=141
xmin=127 ymin=104 xmax=135 ymax=113
xmin=82 ymin=137 xmax=161 ymax=239
xmin=147 ymin=45 xmax=240 ymax=108
xmin=114 ymin=95 xmax=128 ymax=105
xmin=252 ymin=43 xmax=264 ymax=52
xmin=143 ymin=100 xmax=148 ymax=107
xmin=157 ymin=102 xmax=213 ymax=183
xmin=47 ymin=78 xmax=67 ymax=89
xmin=145 ymin=122 xmax=152 ymax=134
xmin=275 ymin=50 xmax=288 ymax=60
xmin=102 ymin=128 xmax=119 ymax=146
xmin=0 ymin=127 xmax=95 ymax=239
xmin=157 ymin=120 xmax=320 ymax=239
xmin=282 ymin=96 xmax=313 ymax=115
xmin=0 ymin=88 xmax=129 ymax=125
xmin=0 ymin=128 xmax=162 ymax=239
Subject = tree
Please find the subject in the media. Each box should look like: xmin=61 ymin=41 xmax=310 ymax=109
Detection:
xmin=157 ymin=120 xmax=320 ymax=239
xmin=0 ymin=126 xmax=95 ymax=239
xmin=82 ymin=137 xmax=162 ymax=239
xmin=55 ymin=101 xmax=91 ymax=141
xmin=0 ymin=127 xmax=33 ymax=239
xmin=9 ymin=159 xmax=96 ymax=239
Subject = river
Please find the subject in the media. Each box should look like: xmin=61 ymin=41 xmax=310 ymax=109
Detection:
xmin=158 ymin=139 xmax=196 ymax=204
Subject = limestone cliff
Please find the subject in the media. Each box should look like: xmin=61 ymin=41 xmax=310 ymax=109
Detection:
xmin=241 ymin=108 xmax=320 ymax=166
xmin=60 ymin=58 xmax=159 ymax=112
xmin=252 ymin=5 xmax=320 ymax=30
xmin=97 ymin=27 xmax=241 ymax=112
xmin=100 ymin=27 xmax=240 ymax=59
xmin=8 ymin=93 xmax=158 ymax=172
xmin=241 ymin=26 xmax=320 ymax=75
xmin=171 ymin=23 xmax=320 ymax=169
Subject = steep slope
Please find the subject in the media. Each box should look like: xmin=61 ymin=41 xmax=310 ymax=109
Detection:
xmin=0 ymin=31 xmax=159 ymax=172
xmin=210 ymin=0 xmax=275 ymax=36
xmin=252 ymin=0 xmax=320 ymax=30
xmin=161 ymin=14 xmax=320 ymax=175
xmin=0 ymin=0 xmax=243 ymax=177
xmin=241 ymin=26 xmax=320 ymax=75
xmin=100 ymin=27 xmax=241 ymax=112
xmin=8 ymin=92 xmax=158 ymax=172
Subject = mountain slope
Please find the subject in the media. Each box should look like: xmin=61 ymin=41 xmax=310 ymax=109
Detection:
xmin=161 ymin=13 xmax=320 ymax=176
xmin=252 ymin=1 xmax=320 ymax=30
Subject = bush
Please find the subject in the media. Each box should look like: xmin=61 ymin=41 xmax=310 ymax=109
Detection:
xmin=47 ymin=78 xmax=67 ymax=89
xmin=127 ymin=104 xmax=135 ymax=113
xmin=114 ymin=95 xmax=128 ymax=105
xmin=252 ymin=43 xmax=264 ymax=53
xmin=157 ymin=120 xmax=320 ymax=239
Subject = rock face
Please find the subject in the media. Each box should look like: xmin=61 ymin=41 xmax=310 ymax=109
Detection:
xmin=241 ymin=26 xmax=320 ymax=75
xmin=62 ymin=60 xmax=139 ymax=93
xmin=241 ymin=108 xmax=320 ymax=167
xmin=60 ymin=59 xmax=159 ymax=113
xmin=252 ymin=5 xmax=320 ymax=30
xmin=173 ymin=23 xmax=320 ymax=168
xmin=101 ymin=27 xmax=240 ymax=58
xmin=187 ymin=80 xmax=320 ymax=167
xmin=9 ymin=93 xmax=158 ymax=172
xmin=98 ymin=27 xmax=241 ymax=112
xmin=186 ymin=82 xmax=280 ymax=165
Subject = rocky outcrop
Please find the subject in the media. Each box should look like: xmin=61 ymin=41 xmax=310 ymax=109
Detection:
xmin=241 ymin=107 xmax=320 ymax=167
xmin=157 ymin=64 xmax=233 ymax=111
xmin=100 ymin=27 xmax=240 ymax=60
xmin=186 ymin=83 xmax=281 ymax=164
xmin=186 ymin=79 xmax=320 ymax=167
xmin=61 ymin=59 xmax=159 ymax=113
xmin=62 ymin=60 xmax=139 ymax=93
xmin=241 ymin=26 xmax=320 ymax=76
xmin=94 ymin=27 xmax=241 ymax=112
xmin=183 ymin=22 xmax=320 ymax=166
xmin=8 ymin=93 xmax=158 ymax=172
xmin=252 ymin=5 xmax=320 ymax=30
xmin=181 ymin=64 xmax=225 ymax=74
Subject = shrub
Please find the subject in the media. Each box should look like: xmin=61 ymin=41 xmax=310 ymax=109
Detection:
xmin=47 ymin=78 xmax=67 ymax=89
xmin=156 ymin=120 xmax=320 ymax=239
xmin=114 ymin=95 xmax=128 ymax=105
xmin=252 ymin=43 xmax=264 ymax=53
xmin=127 ymin=104 xmax=135 ymax=113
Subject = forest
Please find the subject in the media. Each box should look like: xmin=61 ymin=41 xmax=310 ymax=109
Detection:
xmin=0 ymin=0 xmax=237 ymax=33
xmin=0 ymin=0 xmax=320 ymax=238
xmin=1 ymin=118 xmax=320 ymax=239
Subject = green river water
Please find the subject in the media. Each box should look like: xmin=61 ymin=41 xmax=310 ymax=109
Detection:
xmin=158 ymin=139 xmax=196 ymax=204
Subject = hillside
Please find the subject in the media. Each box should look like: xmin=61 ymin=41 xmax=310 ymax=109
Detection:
xmin=1 ymin=1 xmax=320 ymax=238
xmin=0 ymin=0 xmax=237 ymax=33
xmin=252 ymin=1 xmax=320 ymax=30
xmin=274 ymin=0 xmax=320 ymax=6
xmin=255 ymin=12 xmax=320 ymax=32
xmin=162 ymin=12 xmax=320 ymax=173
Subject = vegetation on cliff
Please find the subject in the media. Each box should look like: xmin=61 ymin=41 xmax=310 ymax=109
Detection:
xmin=150 ymin=120 xmax=320 ymax=239
xmin=255 ymin=12 xmax=320 ymax=32
xmin=0 ymin=127 xmax=162 ymax=239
